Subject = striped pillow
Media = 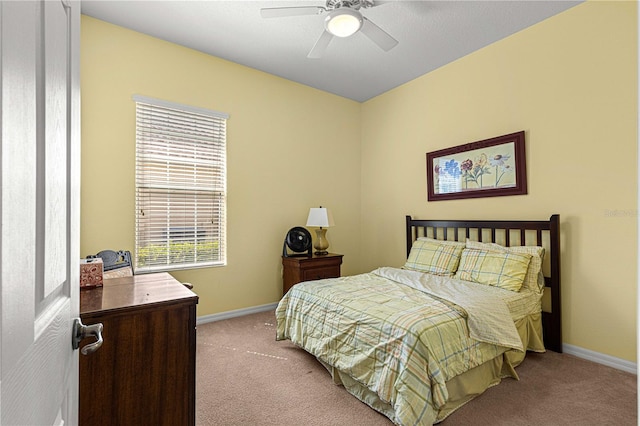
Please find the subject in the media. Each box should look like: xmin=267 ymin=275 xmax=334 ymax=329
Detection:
xmin=404 ymin=238 xmax=465 ymax=276
xmin=455 ymin=248 xmax=532 ymax=292
xmin=466 ymin=240 xmax=545 ymax=294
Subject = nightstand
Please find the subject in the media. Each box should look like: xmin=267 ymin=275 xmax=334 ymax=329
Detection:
xmin=282 ymin=253 xmax=343 ymax=294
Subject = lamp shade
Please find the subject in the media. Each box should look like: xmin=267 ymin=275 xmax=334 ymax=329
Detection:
xmin=306 ymin=207 xmax=335 ymax=228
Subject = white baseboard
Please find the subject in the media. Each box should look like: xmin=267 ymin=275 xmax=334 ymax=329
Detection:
xmin=196 ymin=302 xmax=279 ymax=326
xmin=563 ymin=343 xmax=637 ymax=374
xmin=197 ymin=306 xmax=638 ymax=376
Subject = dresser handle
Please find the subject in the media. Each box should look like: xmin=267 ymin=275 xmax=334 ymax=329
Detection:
xmin=72 ymin=318 xmax=104 ymax=355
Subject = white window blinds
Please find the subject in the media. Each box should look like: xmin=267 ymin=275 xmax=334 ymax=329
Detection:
xmin=133 ymin=95 xmax=228 ymax=272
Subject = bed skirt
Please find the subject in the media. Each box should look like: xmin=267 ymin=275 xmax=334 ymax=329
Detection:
xmin=318 ymin=312 xmax=544 ymax=425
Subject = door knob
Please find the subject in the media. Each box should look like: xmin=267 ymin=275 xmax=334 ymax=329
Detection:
xmin=72 ymin=318 xmax=104 ymax=355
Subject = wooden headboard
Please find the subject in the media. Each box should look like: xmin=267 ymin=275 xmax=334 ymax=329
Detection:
xmin=405 ymin=215 xmax=562 ymax=353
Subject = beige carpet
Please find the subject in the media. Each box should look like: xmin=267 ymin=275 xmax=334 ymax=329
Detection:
xmin=196 ymin=310 xmax=637 ymax=425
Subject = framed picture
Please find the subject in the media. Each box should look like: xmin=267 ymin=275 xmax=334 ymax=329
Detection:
xmin=426 ymin=131 xmax=527 ymax=201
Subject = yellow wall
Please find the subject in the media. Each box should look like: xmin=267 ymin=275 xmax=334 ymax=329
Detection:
xmin=80 ymin=16 xmax=362 ymax=316
xmin=361 ymin=1 xmax=637 ymax=362
xmin=81 ymin=1 xmax=637 ymax=362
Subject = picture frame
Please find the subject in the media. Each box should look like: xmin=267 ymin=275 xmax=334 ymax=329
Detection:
xmin=426 ymin=131 xmax=527 ymax=201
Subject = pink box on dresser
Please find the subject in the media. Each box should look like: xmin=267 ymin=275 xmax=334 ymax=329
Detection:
xmin=80 ymin=258 xmax=104 ymax=289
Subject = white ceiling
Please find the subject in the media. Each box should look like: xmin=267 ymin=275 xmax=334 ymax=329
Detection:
xmin=81 ymin=0 xmax=582 ymax=102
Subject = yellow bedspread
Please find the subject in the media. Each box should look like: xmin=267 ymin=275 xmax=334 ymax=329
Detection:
xmin=276 ymin=268 xmax=534 ymax=425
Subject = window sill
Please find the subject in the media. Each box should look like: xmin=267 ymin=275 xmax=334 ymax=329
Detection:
xmin=135 ymin=261 xmax=226 ymax=274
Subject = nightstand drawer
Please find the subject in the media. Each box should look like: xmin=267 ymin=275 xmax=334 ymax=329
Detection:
xmin=302 ymin=266 xmax=340 ymax=281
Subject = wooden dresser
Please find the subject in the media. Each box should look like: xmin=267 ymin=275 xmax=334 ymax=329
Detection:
xmin=282 ymin=253 xmax=343 ymax=294
xmin=79 ymin=273 xmax=198 ymax=426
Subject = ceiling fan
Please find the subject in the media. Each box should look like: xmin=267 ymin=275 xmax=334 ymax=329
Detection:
xmin=260 ymin=0 xmax=398 ymax=59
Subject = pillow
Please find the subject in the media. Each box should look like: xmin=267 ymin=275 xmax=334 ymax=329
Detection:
xmin=416 ymin=237 xmax=465 ymax=246
xmin=455 ymin=248 xmax=532 ymax=292
xmin=404 ymin=238 xmax=465 ymax=276
xmin=466 ymin=240 xmax=545 ymax=294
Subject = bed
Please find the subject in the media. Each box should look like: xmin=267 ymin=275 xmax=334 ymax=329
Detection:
xmin=276 ymin=215 xmax=561 ymax=425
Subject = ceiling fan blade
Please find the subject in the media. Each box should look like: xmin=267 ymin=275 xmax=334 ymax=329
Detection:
xmin=361 ymin=0 xmax=393 ymax=8
xmin=307 ymin=30 xmax=334 ymax=59
xmin=260 ymin=6 xmax=325 ymax=19
xmin=360 ymin=17 xmax=398 ymax=52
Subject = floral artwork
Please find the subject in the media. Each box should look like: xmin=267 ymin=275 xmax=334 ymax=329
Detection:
xmin=426 ymin=132 xmax=527 ymax=201
xmin=434 ymin=143 xmax=516 ymax=192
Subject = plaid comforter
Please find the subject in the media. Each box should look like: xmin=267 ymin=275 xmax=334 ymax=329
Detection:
xmin=276 ymin=268 xmax=523 ymax=425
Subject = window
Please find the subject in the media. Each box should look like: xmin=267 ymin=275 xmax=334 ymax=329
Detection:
xmin=133 ymin=95 xmax=228 ymax=272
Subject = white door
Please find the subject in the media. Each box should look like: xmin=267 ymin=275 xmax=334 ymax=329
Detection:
xmin=1 ymin=1 xmax=81 ymax=425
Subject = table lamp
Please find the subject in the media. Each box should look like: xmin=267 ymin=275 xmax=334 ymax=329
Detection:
xmin=306 ymin=206 xmax=334 ymax=255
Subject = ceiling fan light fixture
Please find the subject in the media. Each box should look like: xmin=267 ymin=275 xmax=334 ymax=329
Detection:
xmin=325 ymin=8 xmax=363 ymax=37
